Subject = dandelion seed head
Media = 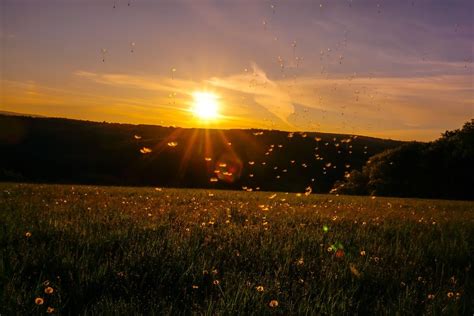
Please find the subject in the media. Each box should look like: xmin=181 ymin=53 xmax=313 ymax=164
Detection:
xmin=44 ymin=287 xmax=54 ymax=294
xmin=269 ymin=300 xmax=279 ymax=308
xmin=167 ymin=141 xmax=178 ymax=147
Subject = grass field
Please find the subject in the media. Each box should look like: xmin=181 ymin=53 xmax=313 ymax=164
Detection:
xmin=0 ymin=183 xmax=472 ymax=315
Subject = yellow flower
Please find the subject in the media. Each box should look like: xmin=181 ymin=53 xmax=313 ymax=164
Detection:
xmin=25 ymin=232 xmax=32 ymax=238
xmin=44 ymin=287 xmax=54 ymax=294
xmin=360 ymin=250 xmax=366 ymax=256
xmin=46 ymin=307 xmax=55 ymax=313
xmin=269 ymin=300 xmax=279 ymax=308
xmin=447 ymin=292 xmax=454 ymax=298
xmin=256 ymin=285 xmax=264 ymax=292
xmin=35 ymin=297 xmax=44 ymax=305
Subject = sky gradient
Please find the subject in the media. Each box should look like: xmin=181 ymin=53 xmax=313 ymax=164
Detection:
xmin=1 ymin=0 xmax=473 ymax=141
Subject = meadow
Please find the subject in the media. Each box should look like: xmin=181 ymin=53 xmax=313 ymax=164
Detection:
xmin=0 ymin=183 xmax=472 ymax=315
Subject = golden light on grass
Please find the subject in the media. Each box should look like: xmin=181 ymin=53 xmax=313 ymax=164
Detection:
xmin=191 ymin=91 xmax=219 ymax=120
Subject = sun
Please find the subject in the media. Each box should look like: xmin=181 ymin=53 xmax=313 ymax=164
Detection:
xmin=192 ymin=91 xmax=219 ymax=120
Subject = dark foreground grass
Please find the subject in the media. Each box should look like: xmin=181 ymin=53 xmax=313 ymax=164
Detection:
xmin=0 ymin=183 xmax=473 ymax=315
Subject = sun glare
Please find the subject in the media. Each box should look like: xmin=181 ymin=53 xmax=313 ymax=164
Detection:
xmin=192 ymin=92 xmax=219 ymax=120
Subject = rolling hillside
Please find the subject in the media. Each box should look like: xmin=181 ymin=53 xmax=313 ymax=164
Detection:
xmin=0 ymin=114 xmax=403 ymax=193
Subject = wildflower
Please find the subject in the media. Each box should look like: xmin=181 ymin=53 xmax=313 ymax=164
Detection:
xmin=327 ymin=246 xmax=333 ymax=253
xmin=192 ymin=285 xmax=199 ymax=289
xmin=25 ymin=232 xmax=32 ymax=238
xmin=427 ymin=294 xmax=435 ymax=300
xmin=447 ymin=292 xmax=454 ymax=298
xmin=335 ymin=249 xmax=345 ymax=258
xmin=46 ymin=307 xmax=55 ymax=313
xmin=269 ymin=300 xmax=279 ymax=308
xmin=297 ymin=258 xmax=304 ymax=266
xmin=360 ymin=250 xmax=366 ymax=256
xmin=256 ymin=285 xmax=264 ymax=292
xmin=213 ymin=280 xmax=220 ymax=285
xmin=35 ymin=297 xmax=44 ymax=305
xmin=44 ymin=287 xmax=54 ymax=294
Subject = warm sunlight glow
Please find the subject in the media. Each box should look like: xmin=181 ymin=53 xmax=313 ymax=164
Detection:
xmin=192 ymin=92 xmax=219 ymax=120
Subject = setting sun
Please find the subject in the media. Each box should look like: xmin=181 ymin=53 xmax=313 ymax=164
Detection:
xmin=191 ymin=92 xmax=219 ymax=120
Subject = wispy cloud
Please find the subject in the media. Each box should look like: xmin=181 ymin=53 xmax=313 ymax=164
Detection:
xmin=73 ymin=67 xmax=472 ymax=140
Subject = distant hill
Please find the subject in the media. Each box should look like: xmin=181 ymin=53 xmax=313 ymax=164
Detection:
xmin=0 ymin=110 xmax=45 ymax=117
xmin=0 ymin=114 xmax=404 ymax=193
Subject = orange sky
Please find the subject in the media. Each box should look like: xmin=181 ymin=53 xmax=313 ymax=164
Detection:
xmin=1 ymin=0 xmax=473 ymax=141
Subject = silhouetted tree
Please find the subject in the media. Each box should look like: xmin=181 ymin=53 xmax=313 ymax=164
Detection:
xmin=332 ymin=119 xmax=474 ymax=200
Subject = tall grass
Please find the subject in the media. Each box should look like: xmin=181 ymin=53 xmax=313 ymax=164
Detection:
xmin=0 ymin=183 xmax=472 ymax=314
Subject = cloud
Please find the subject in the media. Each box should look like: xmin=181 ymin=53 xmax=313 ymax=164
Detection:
xmin=75 ymin=65 xmax=297 ymax=128
xmin=71 ymin=67 xmax=473 ymax=140
xmin=207 ymin=63 xmax=295 ymax=127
